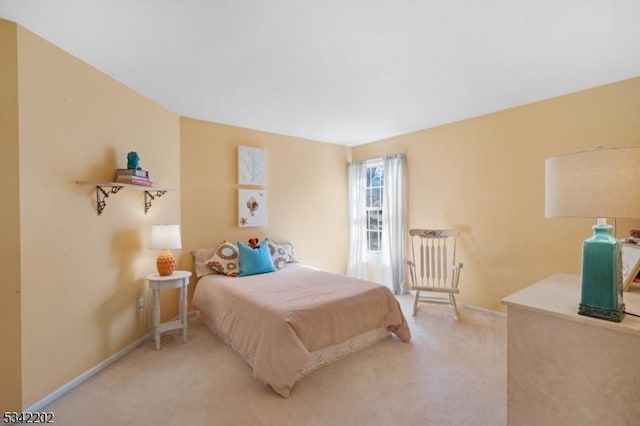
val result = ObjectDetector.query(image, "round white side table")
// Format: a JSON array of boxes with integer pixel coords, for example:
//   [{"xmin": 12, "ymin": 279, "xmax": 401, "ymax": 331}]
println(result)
[{"xmin": 145, "ymin": 270, "xmax": 192, "ymax": 350}]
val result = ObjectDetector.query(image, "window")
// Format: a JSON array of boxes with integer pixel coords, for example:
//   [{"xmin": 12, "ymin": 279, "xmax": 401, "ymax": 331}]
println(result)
[{"xmin": 365, "ymin": 161, "xmax": 384, "ymax": 252}]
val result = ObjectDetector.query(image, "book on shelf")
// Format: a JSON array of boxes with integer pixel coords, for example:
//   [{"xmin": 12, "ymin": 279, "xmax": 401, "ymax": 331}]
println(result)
[
  {"xmin": 116, "ymin": 175, "xmax": 153, "ymax": 186},
  {"xmin": 116, "ymin": 168, "xmax": 149, "ymax": 178}
]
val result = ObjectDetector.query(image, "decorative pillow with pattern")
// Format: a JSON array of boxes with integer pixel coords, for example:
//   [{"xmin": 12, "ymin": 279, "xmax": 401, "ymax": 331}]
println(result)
[
  {"xmin": 277, "ymin": 241, "xmax": 296, "ymax": 263},
  {"xmin": 266, "ymin": 239, "xmax": 295, "ymax": 270},
  {"xmin": 205, "ymin": 241, "xmax": 239, "ymax": 276}
]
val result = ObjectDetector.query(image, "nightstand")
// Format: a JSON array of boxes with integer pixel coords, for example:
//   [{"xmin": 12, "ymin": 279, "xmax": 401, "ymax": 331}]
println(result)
[{"xmin": 145, "ymin": 270, "xmax": 192, "ymax": 350}]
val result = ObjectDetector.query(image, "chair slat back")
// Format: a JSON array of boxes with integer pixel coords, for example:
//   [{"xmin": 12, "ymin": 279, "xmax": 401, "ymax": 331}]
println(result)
[{"xmin": 408, "ymin": 229, "xmax": 459, "ymax": 289}]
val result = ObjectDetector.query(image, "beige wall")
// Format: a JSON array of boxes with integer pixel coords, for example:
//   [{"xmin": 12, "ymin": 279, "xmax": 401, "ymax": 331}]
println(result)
[
  {"xmin": 0, "ymin": 19, "xmax": 22, "ymax": 413},
  {"xmin": 180, "ymin": 118, "xmax": 350, "ymax": 291},
  {"xmin": 14, "ymin": 25, "xmax": 181, "ymax": 408},
  {"xmin": 3, "ymin": 14, "xmax": 640, "ymax": 411},
  {"xmin": 353, "ymin": 77, "xmax": 640, "ymax": 311}
]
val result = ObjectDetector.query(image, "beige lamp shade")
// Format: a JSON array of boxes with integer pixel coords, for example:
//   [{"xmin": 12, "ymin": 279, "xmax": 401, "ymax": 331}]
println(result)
[
  {"xmin": 545, "ymin": 147, "xmax": 640, "ymax": 218},
  {"xmin": 150, "ymin": 224, "xmax": 182, "ymax": 249},
  {"xmin": 150, "ymin": 225, "xmax": 181, "ymax": 276}
]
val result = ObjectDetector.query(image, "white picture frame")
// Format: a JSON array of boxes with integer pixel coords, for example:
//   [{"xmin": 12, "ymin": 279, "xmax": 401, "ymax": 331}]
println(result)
[
  {"xmin": 621, "ymin": 243, "xmax": 640, "ymax": 291},
  {"xmin": 238, "ymin": 189, "xmax": 266, "ymax": 227},
  {"xmin": 238, "ymin": 146, "xmax": 266, "ymax": 186}
]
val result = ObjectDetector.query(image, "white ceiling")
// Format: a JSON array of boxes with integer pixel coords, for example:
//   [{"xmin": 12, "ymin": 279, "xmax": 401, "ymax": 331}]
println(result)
[{"xmin": 1, "ymin": 1, "xmax": 639, "ymax": 146}]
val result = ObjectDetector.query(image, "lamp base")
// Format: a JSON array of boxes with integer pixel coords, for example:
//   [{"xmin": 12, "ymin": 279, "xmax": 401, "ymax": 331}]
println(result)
[
  {"xmin": 156, "ymin": 249, "xmax": 175, "ymax": 276},
  {"xmin": 579, "ymin": 219, "xmax": 624, "ymax": 323},
  {"xmin": 578, "ymin": 302, "xmax": 625, "ymax": 322}
]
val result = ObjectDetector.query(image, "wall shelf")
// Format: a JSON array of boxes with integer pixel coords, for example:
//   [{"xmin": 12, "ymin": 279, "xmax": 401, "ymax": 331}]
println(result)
[{"xmin": 77, "ymin": 181, "xmax": 175, "ymax": 215}]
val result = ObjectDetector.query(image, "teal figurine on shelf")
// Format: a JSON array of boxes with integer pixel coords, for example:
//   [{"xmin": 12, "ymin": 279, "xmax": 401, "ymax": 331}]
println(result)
[{"xmin": 127, "ymin": 151, "xmax": 142, "ymax": 170}]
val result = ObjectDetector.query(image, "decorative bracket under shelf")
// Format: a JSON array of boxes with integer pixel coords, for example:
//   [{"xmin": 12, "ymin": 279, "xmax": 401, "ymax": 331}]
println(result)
[
  {"xmin": 96, "ymin": 185, "xmax": 123, "ymax": 215},
  {"xmin": 77, "ymin": 181, "xmax": 175, "ymax": 215},
  {"xmin": 144, "ymin": 190, "xmax": 167, "ymax": 214}
]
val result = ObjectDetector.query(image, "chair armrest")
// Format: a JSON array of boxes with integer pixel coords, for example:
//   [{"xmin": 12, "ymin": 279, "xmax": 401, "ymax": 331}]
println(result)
[
  {"xmin": 407, "ymin": 260, "xmax": 417, "ymax": 287},
  {"xmin": 451, "ymin": 262, "xmax": 463, "ymax": 288}
]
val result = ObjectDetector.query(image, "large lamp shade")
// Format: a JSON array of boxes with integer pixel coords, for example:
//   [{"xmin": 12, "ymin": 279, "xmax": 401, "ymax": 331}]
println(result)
[{"xmin": 545, "ymin": 147, "xmax": 640, "ymax": 219}]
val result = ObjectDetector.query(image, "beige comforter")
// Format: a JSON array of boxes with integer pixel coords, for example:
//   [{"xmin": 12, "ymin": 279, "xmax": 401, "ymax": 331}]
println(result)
[{"xmin": 193, "ymin": 263, "xmax": 410, "ymax": 397}]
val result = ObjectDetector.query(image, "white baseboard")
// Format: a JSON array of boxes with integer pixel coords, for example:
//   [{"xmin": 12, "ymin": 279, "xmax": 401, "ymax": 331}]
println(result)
[
  {"xmin": 404, "ymin": 291, "xmax": 507, "ymax": 318},
  {"xmin": 24, "ymin": 333, "xmax": 150, "ymax": 413},
  {"xmin": 459, "ymin": 303, "xmax": 507, "ymax": 318}
]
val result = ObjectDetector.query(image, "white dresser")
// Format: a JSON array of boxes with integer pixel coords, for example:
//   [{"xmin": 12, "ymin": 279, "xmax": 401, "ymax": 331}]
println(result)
[{"xmin": 502, "ymin": 274, "xmax": 640, "ymax": 426}]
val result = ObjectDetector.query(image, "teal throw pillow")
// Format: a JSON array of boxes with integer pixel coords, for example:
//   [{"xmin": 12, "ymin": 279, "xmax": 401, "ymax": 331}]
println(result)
[{"xmin": 237, "ymin": 240, "xmax": 276, "ymax": 277}]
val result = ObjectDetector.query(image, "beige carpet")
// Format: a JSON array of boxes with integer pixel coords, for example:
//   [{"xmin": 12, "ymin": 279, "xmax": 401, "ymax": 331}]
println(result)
[{"xmin": 45, "ymin": 295, "xmax": 507, "ymax": 426}]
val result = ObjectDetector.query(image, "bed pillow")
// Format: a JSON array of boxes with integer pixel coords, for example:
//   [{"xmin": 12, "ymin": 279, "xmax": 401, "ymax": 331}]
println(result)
[
  {"xmin": 278, "ymin": 241, "xmax": 296, "ymax": 263},
  {"xmin": 266, "ymin": 238, "xmax": 296, "ymax": 264},
  {"xmin": 237, "ymin": 240, "xmax": 276, "ymax": 277},
  {"xmin": 266, "ymin": 239, "xmax": 292, "ymax": 270},
  {"xmin": 205, "ymin": 241, "xmax": 240, "ymax": 277},
  {"xmin": 192, "ymin": 246, "xmax": 217, "ymax": 278}
]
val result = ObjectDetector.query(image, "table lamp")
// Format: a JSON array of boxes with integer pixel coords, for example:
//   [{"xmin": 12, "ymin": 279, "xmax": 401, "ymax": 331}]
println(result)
[
  {"xmin": 150, "ymin": 224, "xmax": 182, "ymax": 276},
  {"xmin": 545, "ymin": 146, "xmax": 640, "ymax": 322}
]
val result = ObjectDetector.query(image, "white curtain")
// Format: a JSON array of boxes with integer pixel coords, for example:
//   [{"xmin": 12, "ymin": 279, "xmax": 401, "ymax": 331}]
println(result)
[
  {"xmin": 346, "ymin": 160, "xmax": 369, "ymax": 279},
  {"xmin": 381, "ymin": 153, "xmax": 407, "ymax": 295}
]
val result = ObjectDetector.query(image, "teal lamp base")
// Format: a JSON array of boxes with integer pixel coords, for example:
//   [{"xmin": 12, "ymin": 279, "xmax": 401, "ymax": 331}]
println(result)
[
  {"xmin": 578, "ymin": 302, "xmax": 624, "ymax": 322},
  {"xmin": 578, "ymin": 220, "xmax": 625, "ymax": 323}
]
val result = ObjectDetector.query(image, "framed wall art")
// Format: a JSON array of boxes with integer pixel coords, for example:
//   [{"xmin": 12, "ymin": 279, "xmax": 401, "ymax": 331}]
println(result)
[
  {"xmin": 238, "ymin": 146, "xmax": 266, "ymax": 186},
  {"xmin": 238, "ymin": 189, "xmax": 266, "ymax": 227},
  {"xmin": 621, "ymin": 243, "xmax": 640, "ymax": 291}
]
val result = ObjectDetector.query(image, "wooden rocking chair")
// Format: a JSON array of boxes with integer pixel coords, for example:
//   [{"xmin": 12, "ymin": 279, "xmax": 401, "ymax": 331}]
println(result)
[{"xmin": 407, "ymin": 229, "xmax": 463, "ymax": 319}]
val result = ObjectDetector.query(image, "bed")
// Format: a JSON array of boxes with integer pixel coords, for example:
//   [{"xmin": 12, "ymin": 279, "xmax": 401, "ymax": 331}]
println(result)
[{"xmin": 193, "ymin": 262, "xmax": 411, "ymax": 397}]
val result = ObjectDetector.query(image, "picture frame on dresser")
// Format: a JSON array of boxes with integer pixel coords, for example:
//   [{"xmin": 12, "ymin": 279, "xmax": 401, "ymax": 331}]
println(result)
[{"xmin": 621, "ymin": 243, "xmax": 640, "ymax": 291}]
